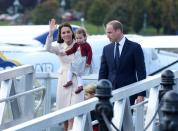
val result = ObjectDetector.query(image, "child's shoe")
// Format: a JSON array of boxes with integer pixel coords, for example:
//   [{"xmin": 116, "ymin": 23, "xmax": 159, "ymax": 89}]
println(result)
[
  {"xmin": 63, "ymin": 81, "xmax": 73, "ymax": 87},
  {"xmin": 75, "ymin": 86, "xmax": 83, "ymax": 94}
]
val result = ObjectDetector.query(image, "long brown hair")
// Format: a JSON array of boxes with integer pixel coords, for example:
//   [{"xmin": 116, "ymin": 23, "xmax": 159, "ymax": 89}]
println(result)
[{"xmin": 57, "ymin": 23, "xmax": 75, "ymax": 44}]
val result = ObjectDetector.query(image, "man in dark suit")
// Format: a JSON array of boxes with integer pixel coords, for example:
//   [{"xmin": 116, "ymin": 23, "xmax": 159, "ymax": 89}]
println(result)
[{"xmin": 98, "ymin": 20, "xmax": 146, "ymax": 105}]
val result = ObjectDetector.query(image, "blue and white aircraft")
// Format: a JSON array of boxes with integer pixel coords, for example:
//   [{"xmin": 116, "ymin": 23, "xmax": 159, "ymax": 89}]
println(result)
[
  {"xmin": 1, "ymin": 25, "xmax": 178, "ymax": 101},
  {"xmin": 0, "ymin": 25, "xmax": 178, "ymax": 76}
]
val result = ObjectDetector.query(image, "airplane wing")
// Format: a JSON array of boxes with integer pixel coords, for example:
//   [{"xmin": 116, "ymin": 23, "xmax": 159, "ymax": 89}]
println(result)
[
  {"xmin": 142, "ymin": 36, "xmax": 178, "ymax": 48},
  {"xmin": 0, "ymin": 24, "xmax": 79, "ymax": 71},
  {"xmin": 0, "ymin": 25, "xmax": 79, "ymax": 46}
]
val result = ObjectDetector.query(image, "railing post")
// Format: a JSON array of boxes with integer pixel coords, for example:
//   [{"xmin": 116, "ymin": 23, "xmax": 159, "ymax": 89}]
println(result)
[
  {"xmin": 156, "ymin": 70, "xmax": 176, "ymax": 131},
  {"xmin": 95, "ymin": 79, "xmax": 113, "ymax": 131},
  {"xmin": 144, "ymin": 86, "xmax": 159, "ymax": 131},
  {"xmin": 43, "ymin": 74, "xmax": 51, "ymax": 131},
  {"xmin": 43, "ymin": 74, "xmax": 51, "ymax": 115},
  {"xmin": 175, "ymin": 77, "xmax": 178, "ymax": 93},
  {"xmin": 134, "ymin": 104, "xmax": 144, "ymax": 131},
  {"xmin": 159, "ymin": 70, "xmax": 175, "ymax": 101},
  {"xmin": 22, "ymin": 72, "xmax": 34, "ymax": 119},
  {"xmin": 157, "ymin": 70, "xmax": 175, "ymax": 130},
  {"xmin": 0, "ymin": 80, "xmax": 12, "ymax": 124},
  {"xmin": 159, "ymin": 90, "xmax": 178, "ymax": 131}
]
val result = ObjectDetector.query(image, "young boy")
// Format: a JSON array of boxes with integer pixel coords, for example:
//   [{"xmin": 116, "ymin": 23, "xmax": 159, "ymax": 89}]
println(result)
[
  {"xmin": 84, "ymin": 84, "xmax": 99, "ymax": 131},
  {"xmin": 62, "ymin": 28, "xmax": 92, "ymax": 94},
  {"xmin": 84, "ymin": 84, "xmax": 96, "ymax": 99}
]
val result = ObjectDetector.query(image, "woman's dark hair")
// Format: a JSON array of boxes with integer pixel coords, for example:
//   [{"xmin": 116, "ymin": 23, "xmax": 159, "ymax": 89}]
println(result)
[{"xmin": 57, "ymin": 22, "xmax": 75, "ymax": 44}]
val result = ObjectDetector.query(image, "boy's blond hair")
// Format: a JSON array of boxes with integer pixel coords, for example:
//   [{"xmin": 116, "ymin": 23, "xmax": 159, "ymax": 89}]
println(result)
[{"xmin": 84, "ymin": 84, "xmax": 96, "ymax": 94}]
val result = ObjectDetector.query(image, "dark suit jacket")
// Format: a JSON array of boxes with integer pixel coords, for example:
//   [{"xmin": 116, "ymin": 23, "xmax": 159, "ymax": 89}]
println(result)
[{"xmin": 98, "ymin": 38, "xmax": 146, "ymax": 104}]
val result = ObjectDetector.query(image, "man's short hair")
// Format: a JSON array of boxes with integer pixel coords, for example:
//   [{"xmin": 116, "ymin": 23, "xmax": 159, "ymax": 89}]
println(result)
[{"xmin": 107, "ymin": 20, "xmax": 123, "ymax": 32}]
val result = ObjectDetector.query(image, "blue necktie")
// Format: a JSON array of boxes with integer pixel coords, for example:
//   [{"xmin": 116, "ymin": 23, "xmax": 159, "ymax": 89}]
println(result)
[{"xmin": 115, "ymin": 43, "xmax": 120, "ymax": 66}]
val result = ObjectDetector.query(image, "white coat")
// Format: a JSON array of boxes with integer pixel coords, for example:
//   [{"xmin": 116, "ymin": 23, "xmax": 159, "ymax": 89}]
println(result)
[{"xmin": 45, "ymin": 36, "xmax": 84, "ymax": 109}]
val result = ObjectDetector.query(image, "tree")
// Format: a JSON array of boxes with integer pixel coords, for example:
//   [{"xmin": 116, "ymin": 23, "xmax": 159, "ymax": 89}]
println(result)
[
  {"xmin": 87, "ymin": 0, "xmax": 108, "ymax": 26},
  {"xmin": 65, "ymin": 0, "xmax": 71, "ymax": 9},
  {"xmin": 72, "ymin": 0, "xmax": 94, "ymax": 19},
  {"xmin": 19, "ymin": 0, "xmax": 38, "ymax": 9},
  {"xmin": 31, "ymin": 0, "xmax": 59, "ymax": 24},
  {"xmin": 130, "ymin": 0, "xmax": 145, "ymax": 33},
  {"xmin": 160, "ymin": 0, "xmax": 178, "ymax": 34},
  {"xmin": 103, "ymin": 0, "xmax": 132, "ymax": 33},
  {"xmin": 0, "ymin": 0, "xmax": 15, "ymax": 13},
  {"xmin": 146, "ymin": 0, "xmax": 162, "ymax": 34}
]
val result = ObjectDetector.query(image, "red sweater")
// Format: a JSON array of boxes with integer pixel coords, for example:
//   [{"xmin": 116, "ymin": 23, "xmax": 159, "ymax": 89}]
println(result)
[{"xmin": 65, "ymin": 42, "xmax": 92, "ymax": 65}]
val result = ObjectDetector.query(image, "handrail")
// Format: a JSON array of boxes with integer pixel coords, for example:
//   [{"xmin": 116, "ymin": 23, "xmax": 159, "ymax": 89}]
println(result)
[
  {"xmin": 0, "ymin": 65, "xmax": 35, "ymax": 129},
  {"xmin": 34, "ymin": 87, "xmax": 46, "ymax": 113},
  {"xmin": 3, "ymin": 97, "xmax": 99, "ymax": 131},
  {"xmin": 149, "ymin": 59, "xmax": 178, "ymax": 76},
  {"xmin": 0, "ymin": 86, "xmax": 45, "ymax": 103},
  {"xmin": 2, "ymin": 63, "xmax": 178, "ymax": 131},
  {"xmin": 0, "ymin": 86, "xmax": 46, "ymax": 114},
  {"xmin": 0, "ymin": 65, "xmax": 34, "ymax": 81},
  {"xmin": 131, "ymin": 99, "xmax": 148, "ymax": 109},
  {"xmin": 5, "ymin": 71, "xmax": 177, "ymax": 131}
]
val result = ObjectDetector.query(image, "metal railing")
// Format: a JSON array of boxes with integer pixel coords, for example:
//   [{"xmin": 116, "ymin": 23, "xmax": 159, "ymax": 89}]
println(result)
[
  {"xmin": 0, "ymin": 65, "xmax": 35, "ymax": 130},
  {"xmin": 1, "ymin": 61, "xmax": 178, "ymax": 131},
  {"xmin": 149, "ymin": 59, "xmax": 178, "ymax": 76},
  {"xmin": 3, "ymin": 70, "xmax": 178, "ymax": 131}
]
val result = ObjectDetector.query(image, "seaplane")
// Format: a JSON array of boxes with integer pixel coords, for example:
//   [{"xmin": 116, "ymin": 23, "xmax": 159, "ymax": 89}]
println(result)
[
  {"xmin": 1, "ymin": 25, "xmax": 178, "ymax": 131},
  {"xmin": 1, "ymin": 25, "xmax": 178, "ymax": 98},
  {"xmin": 0, "ymin": 25, "xmax": 178, "ymax": 75}
]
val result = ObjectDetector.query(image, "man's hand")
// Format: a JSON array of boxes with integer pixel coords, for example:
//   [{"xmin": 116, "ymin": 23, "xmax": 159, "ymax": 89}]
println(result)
[{"xmin": 135, "ymin": 96, "xmax": 144, "ymax": 104}]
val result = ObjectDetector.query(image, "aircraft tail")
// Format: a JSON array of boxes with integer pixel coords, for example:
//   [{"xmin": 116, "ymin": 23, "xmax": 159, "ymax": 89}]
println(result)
[{"xmin": 34, "ymin": 29, "xmax": 58, "ymax": 45}]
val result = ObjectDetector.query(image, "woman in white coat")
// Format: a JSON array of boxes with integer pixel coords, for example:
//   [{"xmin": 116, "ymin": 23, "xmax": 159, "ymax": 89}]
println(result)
[{"xmin": 45, "ymin": 18, "xmax": 84, "ymax": 131}]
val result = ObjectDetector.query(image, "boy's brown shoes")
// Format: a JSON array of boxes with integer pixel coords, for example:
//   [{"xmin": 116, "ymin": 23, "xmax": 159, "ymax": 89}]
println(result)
[
  {"xmin": 75, "ymin": 86, "xmax": 83, "ymax": 94},
  {"xmin": 63, "ymin": 81, "xmax": 73, "ymax": 87}
]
